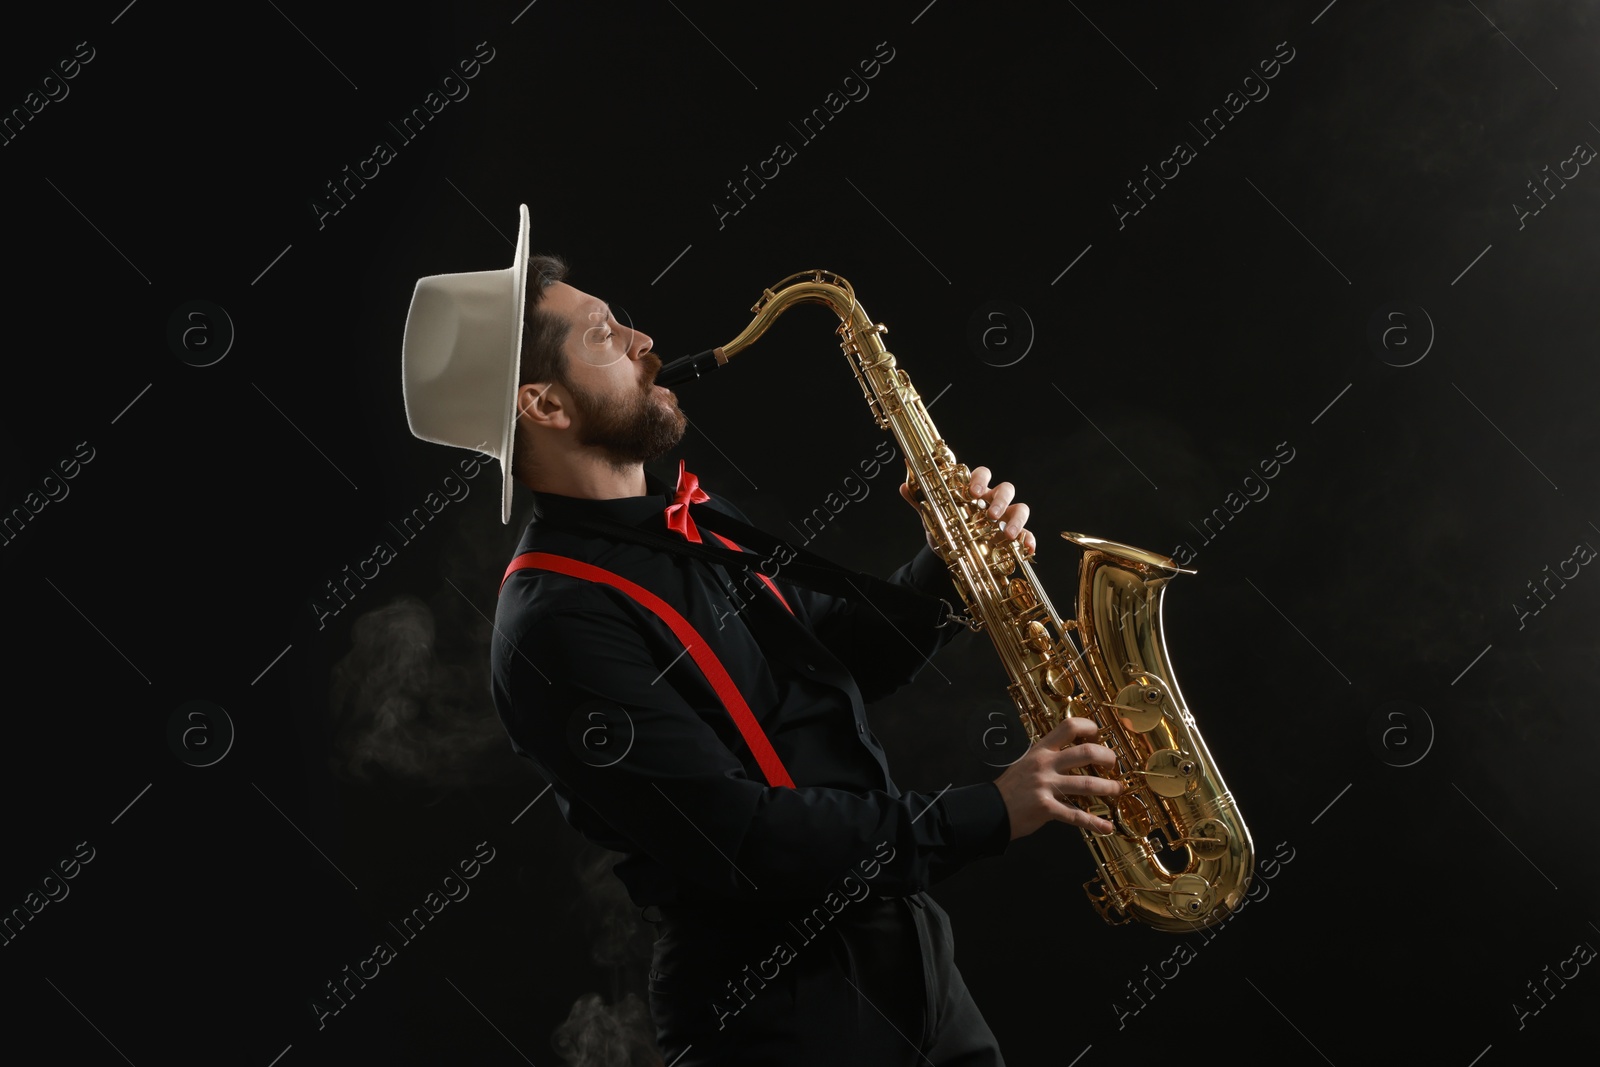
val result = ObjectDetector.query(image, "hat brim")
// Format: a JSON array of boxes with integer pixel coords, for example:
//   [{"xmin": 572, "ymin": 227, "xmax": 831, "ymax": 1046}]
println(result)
[{"xmin": 500, "ymin": 204, "xmax": 531, "ymax": 524}]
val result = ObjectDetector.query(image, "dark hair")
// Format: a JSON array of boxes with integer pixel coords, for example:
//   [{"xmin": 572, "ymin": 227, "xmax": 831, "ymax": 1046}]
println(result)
[{"xmin": 511, "ymin": 253, "xmax": 571, "ymax": 483}]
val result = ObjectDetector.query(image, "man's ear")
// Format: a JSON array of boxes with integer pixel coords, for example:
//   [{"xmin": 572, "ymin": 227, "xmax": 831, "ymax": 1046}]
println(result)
[{"xmin": 516, "ymin": 381, "xmax": 569, "ymax": 430}]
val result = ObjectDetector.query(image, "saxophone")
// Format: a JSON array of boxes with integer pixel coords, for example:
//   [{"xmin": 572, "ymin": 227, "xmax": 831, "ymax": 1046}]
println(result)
[{"xmin": 658, "ymin": 270, "xmax": 1254, "ymax": 931}]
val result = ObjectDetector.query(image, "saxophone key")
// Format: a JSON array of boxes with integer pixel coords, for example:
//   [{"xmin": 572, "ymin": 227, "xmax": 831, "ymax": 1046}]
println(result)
[
  {"xmin": 1004, "ymin": 577, "xmax": 1038, "ymax": 611},
  {"xmin": 1080, "ymin": 791, "xmax": 1116, "ymax": 835},
  {"xmin": 1039, "ymin": 665, "xmax": 1074, "ymax": 703},
  {"xmin": 985, "ymin": 539, "xmax": 1018, "ymax": 575},
  {"xmin": 1082, "ymin": 878, "xmax": 1131, "ymax": 925},
  {"xmin": 1023, "ymin": 620, "xmax": 1053, "ymax": 653},
  {"xmin": 1111, "ymin": 790, "xmax": 1153, "ymax": 838},
  {"xmin": 1111, "ymin": 678, "xmax": 1170, "ymax": 733},
  {"xmin": 1186, "ymin": 817, "xmax": 1231, "ymax": 861},
  {"xmin": 1166, "ymin": 874, "xmax": 1216, "ymax": 921},
  {"xmin": 1140, "ymin": 749, "xmax": 1200, "ymax": 798}
]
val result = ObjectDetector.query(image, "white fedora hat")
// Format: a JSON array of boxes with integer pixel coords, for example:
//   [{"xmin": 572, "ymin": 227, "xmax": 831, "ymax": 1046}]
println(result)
[{"xmin": 401, "ymin": 203, "xmax": 531, "ymax": 524}]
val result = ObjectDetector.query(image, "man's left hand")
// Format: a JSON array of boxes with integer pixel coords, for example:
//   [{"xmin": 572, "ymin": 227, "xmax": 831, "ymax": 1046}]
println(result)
[{"xmin": 899, "ymin": 465, "xmax": 1037, "ymax": 556}]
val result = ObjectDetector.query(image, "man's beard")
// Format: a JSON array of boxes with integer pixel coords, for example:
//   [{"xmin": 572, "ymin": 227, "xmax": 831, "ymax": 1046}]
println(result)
[{"xmin": 564, "ymin": 356, "xmax": 687, "ymax": 468}]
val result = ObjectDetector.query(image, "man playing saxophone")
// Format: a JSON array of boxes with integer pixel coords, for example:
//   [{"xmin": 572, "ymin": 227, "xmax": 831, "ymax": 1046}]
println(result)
[{"xmin": 403, "ymin": 207, "xmax": 1123, "ymax": 1065}]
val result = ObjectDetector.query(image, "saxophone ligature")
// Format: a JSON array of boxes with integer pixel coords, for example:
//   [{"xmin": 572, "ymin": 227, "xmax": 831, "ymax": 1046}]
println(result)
[{"xmin": 656, "ymin": 271, "xmax": 1254, "ymax": 931}]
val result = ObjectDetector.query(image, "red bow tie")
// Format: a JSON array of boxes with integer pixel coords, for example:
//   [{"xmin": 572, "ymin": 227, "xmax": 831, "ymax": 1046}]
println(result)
[{"xmin": 664, "ymin": 459, "xmax": 710, "ymax": 542}]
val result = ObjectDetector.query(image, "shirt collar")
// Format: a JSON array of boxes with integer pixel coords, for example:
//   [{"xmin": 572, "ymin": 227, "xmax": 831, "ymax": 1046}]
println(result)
[{"xmin": 526, "ymin": 468, "xmax": 676, "ymax": 529}]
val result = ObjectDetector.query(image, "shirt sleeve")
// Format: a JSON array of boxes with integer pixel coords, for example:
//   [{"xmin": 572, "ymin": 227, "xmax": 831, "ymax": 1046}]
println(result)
[
  {"xmin": 800, "ymin": 541, "xmax": 970, "ymax": 703},
  {"xmin": 699, "ymin": 493, "xmax": 969, "ymax": 703},
  {"xmin": 493, "ymin": 578, "xmax": 1011, "ymax": 904}
]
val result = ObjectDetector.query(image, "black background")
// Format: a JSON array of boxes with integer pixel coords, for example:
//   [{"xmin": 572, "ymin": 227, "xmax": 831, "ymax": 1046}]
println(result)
[{"xmin": 3, "ymin": 1, "xmax": 1597, "ymax": 1064}]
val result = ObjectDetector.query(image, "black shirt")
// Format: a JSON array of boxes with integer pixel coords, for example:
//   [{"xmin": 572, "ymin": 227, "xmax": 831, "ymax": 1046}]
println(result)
[{"xmin": 489, "ymin": 469, "xmax": 1012, "ymax": 907}]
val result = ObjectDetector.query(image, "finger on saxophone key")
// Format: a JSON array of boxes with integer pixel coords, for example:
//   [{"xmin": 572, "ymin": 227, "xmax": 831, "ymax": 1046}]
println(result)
[
  {"xmin": 1041, "ymin": 716, "xmax": 1100, "ymax": 749},
  {"xmin": 995, "ymin": 719, "xmax": 1123, "ymax": 839},
  {"xmin": 1055, "ymin": 759, "xmax": 1123, "ymax": 835}
]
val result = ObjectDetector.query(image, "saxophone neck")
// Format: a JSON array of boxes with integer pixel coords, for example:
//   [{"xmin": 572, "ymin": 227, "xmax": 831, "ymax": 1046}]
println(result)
[
  {"xmin": 655, "ymin": 270, "xmax": 864, "ymax": 387},
  {"xmin": 719, "ymin": 270, "xmax": 864, "ymax": 360}
]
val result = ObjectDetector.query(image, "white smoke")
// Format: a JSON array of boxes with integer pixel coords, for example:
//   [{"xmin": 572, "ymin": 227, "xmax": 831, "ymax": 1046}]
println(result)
[{"xmin": 551, "ymin": 992, "xmax": 662, "ymax": 1067}]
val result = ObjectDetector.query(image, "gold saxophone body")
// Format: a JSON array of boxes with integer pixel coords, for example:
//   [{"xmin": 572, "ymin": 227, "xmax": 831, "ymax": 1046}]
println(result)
[{"xmin": 703, "ymin": 270, "xmax": 1254, "ymax": 931}]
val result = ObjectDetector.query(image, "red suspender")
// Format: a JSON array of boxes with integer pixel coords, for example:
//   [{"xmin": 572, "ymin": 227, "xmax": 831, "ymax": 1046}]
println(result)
[
  {"xmin": 500, "ymin": 552, "xmax": 796, "ymax": 789},
  {"xmin": 704, "ymin": 530, "xmax": 794, "ymax": 615}
]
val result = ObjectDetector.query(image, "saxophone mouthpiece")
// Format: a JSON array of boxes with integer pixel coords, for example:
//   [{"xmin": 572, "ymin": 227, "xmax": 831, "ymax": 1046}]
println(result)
[{"xmin": 655, "ymin": 348, "xmax": 725, "ymax": 388}]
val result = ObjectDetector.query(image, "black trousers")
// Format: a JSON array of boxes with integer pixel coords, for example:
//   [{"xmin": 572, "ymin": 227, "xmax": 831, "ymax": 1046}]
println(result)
[{"xmin": 646, "ymin": 891, "xmax": 1005, "ymax": 1066}]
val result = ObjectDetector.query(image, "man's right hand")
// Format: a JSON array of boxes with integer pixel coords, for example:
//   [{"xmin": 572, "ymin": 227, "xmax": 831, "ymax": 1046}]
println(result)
[{"xmin": 993, "ymin": 717, "xmax": 1124, "ymax": 839}]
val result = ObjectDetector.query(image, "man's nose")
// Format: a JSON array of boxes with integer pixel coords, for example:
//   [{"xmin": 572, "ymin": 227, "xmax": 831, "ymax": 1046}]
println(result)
[{"xmin": 627, "ymin": 327, "xmax": 654, "ymax": 360}]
